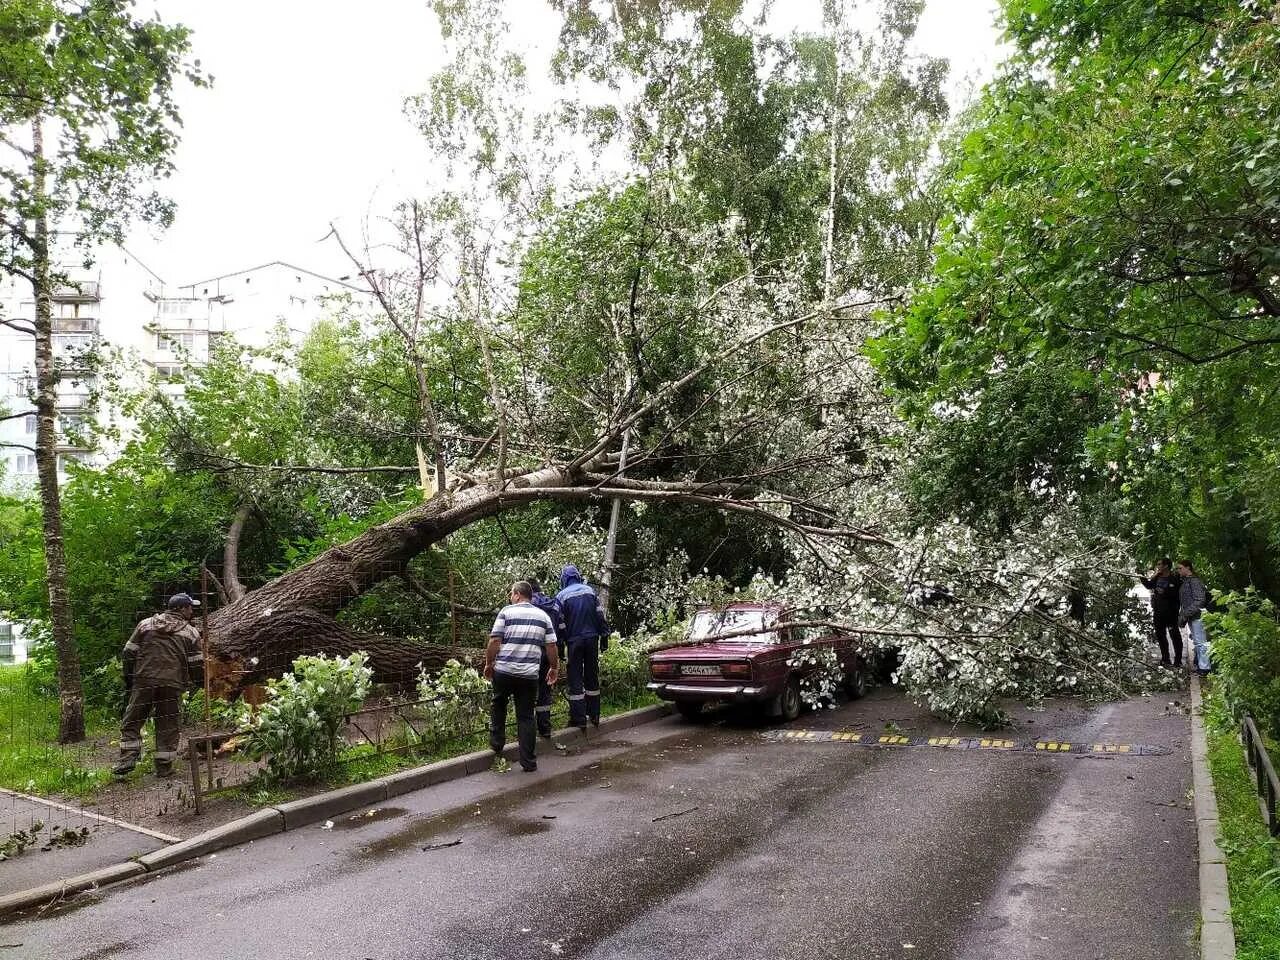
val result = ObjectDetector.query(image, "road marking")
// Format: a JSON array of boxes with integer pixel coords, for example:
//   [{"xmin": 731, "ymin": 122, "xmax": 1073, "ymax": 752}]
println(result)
[{"xmin": 760, "ymin": 730, "xmax": 1168, "ymax": 757}]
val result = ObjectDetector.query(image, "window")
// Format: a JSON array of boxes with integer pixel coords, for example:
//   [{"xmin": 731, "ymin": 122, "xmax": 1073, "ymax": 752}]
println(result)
[
  {"xmin": 14, "ymin": 454, "xmax": 36, "ymax": 474},
  {"xmin": 153, "ymin": 363, "xmax": 183, "ymax": 379},
  {"xmin": 157, "ymin": 299, "xmax": 195, "ymax": 318},
  {"xmin": 59, "ymin": 413, "xmax": 87, "ymax": 436},
  {"xmin": 57, "ymin": 452, "xmax": 86, "ymax": 472},
  {"xmin": 156, "ymin": 331, "xmax": 195, "ymax": 352},
  {"xmin": 0, "ymin": 623, "xmax": 12, "ymax": 663},
  {"xmin": 24, "ymin": 414, "xmax": 36, "ymax": 434}
]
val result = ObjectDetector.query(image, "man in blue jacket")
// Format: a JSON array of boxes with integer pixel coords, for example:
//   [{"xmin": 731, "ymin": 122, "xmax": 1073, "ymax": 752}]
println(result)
[
  {"xmin": 528, "ymin": 579, "xmax": 566, "ymax": 738},
  {"xmin": 556, "ymin": 564, "xmax": 610, "ymax": 727}
]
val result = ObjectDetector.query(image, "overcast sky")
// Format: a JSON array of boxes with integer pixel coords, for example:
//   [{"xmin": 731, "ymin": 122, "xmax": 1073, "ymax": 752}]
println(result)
[{"xmin": 132, "ymin": 0, "xmax": 1003, "ymax": 287}]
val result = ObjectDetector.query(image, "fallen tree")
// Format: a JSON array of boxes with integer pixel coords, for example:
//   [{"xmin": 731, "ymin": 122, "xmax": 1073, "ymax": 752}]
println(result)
[{"xmin": 202, "ymin": 458, "xmax": 885, "ymax": 697}]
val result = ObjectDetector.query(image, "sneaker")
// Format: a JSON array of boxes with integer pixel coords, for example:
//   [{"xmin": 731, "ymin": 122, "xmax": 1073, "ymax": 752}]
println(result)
[
  {"xmin": 111, "ymin": 762, "xmax": 135, "ymax": 778},
  {"xmin": 521, "ymin": 761, "xmax": 537, "ymax": 773},
  {"xmin": 155, "ymin": 765, "xmax": 175, "ymax": 779},
  {"xmin": 589, "ymin": 717, "xmax": 600, "ymax": 728}
]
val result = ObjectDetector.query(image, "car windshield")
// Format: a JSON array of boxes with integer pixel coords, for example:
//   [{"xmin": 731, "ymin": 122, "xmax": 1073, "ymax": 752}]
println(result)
[{"xmin": 688, "ymin": 608, "xmax": 779, "ymax": 645}]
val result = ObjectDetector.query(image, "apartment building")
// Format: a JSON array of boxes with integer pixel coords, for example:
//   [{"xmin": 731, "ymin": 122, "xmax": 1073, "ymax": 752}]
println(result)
[
  {"xmin": 0, "ymin": 242, "xmax": 164, "ymax": 487},
  {"xmin": 2, "ymin": 249, "xmax": 367, "ymax": 489}
]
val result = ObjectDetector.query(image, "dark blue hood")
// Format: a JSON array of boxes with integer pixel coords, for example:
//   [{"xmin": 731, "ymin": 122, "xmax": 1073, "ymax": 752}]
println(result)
[{"xmin": 560, "ymin": 564, "xmax": 583, "ymax": 590}]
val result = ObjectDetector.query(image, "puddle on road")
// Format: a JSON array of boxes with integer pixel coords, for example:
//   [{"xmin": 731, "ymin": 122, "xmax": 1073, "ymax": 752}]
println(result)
[{"xmin": 352, "ymin": 731, "xmax": 728, "ymax": 862}]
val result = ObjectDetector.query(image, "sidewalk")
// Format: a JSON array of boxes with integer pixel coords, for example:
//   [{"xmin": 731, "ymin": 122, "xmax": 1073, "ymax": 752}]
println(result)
[{"xmin": 0, "ymin": 791, "xmax": 169, "ymax": 896}]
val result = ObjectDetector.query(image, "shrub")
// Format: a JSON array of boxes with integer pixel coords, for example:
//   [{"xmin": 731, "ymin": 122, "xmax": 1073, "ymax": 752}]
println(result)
[
  {"xmin": 599, "ymin": 637, "xmax": 650, "ymax": 707},
  {"xmin": 415, "ymin": 659, "xmax": 489, "ymax": 747},
  {"xmin": 181, "ymin": 688, "xmax": 240, "ymax": 729},
  {"xmin": 238, "ymin": 652, "xmax": 372, "ymax": 782},
  {"xmin": 1206, "ymin": 593, "xmax": 1280, "ymax": 740}
]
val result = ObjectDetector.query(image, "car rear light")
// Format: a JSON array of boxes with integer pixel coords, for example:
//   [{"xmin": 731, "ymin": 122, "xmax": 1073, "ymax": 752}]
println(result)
[
  {"xmin": 651, "ymin": 661, "xmax": 677, "ymax": 678},
  {"xmin": 721, "ymin": 661, "xmax": 752, "ymax": 680}
]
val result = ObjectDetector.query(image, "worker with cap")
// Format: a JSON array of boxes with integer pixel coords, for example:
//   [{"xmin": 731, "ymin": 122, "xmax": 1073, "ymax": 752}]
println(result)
[
  {"xmin": 555, "ymin": 565, "xmax": 611, "ymax": 728},
  {"xmin": 113, "ymin": 593, "xmax": 204, "ymax": 778}
]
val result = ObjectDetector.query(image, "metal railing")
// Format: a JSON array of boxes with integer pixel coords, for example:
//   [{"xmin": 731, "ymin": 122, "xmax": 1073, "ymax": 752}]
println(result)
[{"xmin": 1242, "ymin": 716, "xmax": 1280, "ymax": 836}]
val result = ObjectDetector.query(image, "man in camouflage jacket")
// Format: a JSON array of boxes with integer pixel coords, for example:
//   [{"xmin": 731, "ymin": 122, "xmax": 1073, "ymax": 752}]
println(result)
[{"xmin": 112, "ymin": 594, "xmax": 204, "ymax": 778}]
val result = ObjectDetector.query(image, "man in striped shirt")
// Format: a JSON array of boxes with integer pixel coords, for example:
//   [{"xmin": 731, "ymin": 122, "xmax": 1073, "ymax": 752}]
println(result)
[{"xmin": 486, "ymin": 580, "xmax": 560, "ymax": 772}]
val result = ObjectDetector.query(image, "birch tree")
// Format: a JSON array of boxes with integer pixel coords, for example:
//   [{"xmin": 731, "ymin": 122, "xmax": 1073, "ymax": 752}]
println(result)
[{"xmin": 0, "ymin": 0, "xmax": 203, "ymax": 741}]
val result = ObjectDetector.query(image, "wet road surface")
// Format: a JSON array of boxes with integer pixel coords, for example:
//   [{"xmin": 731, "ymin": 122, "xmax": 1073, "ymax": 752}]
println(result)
[{"xmin": 5, "ymin": 689, "xmax": 1196, "ymax": 960}]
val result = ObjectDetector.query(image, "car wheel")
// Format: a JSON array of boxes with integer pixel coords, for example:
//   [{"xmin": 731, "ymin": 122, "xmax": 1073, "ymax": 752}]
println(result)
[
  {"xmin": 675, "ymin": 700, "xmax": 704, "ymax": 722},
  {"xmin": 844, "ymin": 666, "xmax": 867, "ymax": 700},
  {"xmin": 778, "ymin": 677, "xmax": 802, "ymax": 722}
]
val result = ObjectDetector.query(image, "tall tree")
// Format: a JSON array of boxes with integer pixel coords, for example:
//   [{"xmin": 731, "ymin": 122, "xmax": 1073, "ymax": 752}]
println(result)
[
  {"xmin": 0, "ymin": 0, "xmax": 204, "ymax": 741},
  {"xmin": 873, "ymin": 0, "xmax": 1280, "ymax": 591}
]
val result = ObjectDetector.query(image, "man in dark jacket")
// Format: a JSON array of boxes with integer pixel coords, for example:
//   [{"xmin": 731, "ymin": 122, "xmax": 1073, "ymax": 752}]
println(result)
[
  {"xmin": 1139, "ymin": 558, "xmax": 1182, "ymax": 667},
  {"xmin": 112, "ymin": 594, "xmax": 204, "ymax": 778},
  {"xmin": 555, "ymin": 565, "xmax": 610, "ymax": 727},
  {"xmin": 529, "ymin": 579, "xmax": 567, "ymax": 738}
]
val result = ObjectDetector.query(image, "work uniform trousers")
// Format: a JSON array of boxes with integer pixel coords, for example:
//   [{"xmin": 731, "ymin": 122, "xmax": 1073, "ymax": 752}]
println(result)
[
  {"xmin": 118, "ymin": 685, "xmax": 182, "ymax": 771},
  {"xmin": 1153, "ymin": 611, "xmax": 1182, "ymax": 665},
  {"xmin": 490, "ymin": 672, "xmax": 539, "ymax": 770},
  {"xmin": 536, "ymin": 651, "xmax": 555, "ymax": 737},
  {"xmin": 566, "ymin": 637, "xmax": 601, "ymax": 726}
]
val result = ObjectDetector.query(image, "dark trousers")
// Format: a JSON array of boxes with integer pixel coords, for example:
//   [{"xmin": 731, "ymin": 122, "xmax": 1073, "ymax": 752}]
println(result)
[
  {"xmin": 567, "ymin": 637, "xmax": 601, "ymax": 725},
  {"xmin": 536, "ymin": 653, "xmax": 554, "ymax": 737},
  {"xmin": 118, "ymin": 685, "xmax": 181, "ymax": 770},
  {"xmin": 1154, "ymin": 612, "xmax": 1182, "ymax": 665},
  {"xmin": 490, "ymin": 672, "xmax": 538, "ymax": 769}
]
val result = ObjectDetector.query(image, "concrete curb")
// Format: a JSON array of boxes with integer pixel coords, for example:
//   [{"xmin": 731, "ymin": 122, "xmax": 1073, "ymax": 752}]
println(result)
[
  {"xmin": 1189, "ymin": 672, "xmax": 1237, "ymax": 960},
  {"xmin": 0, "ymin": 702, "xmax": 670, "ymax": 921}
]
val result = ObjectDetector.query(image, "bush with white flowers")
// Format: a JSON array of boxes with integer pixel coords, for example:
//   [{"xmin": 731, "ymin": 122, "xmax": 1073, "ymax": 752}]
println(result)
[
  {"xmin": 239, "ymin": 652, "xmax": 373, "ymax": 782},
  {"xmin": 415, "ymin": 658, "xmax": 490, "ymax": 745}
]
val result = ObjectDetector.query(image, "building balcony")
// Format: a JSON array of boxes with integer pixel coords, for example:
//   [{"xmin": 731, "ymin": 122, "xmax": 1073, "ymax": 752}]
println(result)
[
  {"xmin": 51, "ymin": 281, "xmax": 101, "ymax": 303},
  {"xmin": 52, "ymin": 317, "xmax": 99, "ymax": 335}
]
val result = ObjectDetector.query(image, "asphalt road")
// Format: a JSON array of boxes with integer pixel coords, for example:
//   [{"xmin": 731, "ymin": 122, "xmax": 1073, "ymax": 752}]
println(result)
[{"xmin": 5, "ymin": 688, "xmax": 1197, "ymax": 960}]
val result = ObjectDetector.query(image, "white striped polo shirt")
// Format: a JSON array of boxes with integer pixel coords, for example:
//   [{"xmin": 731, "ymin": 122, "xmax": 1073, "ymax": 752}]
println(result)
[{"xmin": 490, "ymin": 602, "xmax": 555, "ymax": 679}]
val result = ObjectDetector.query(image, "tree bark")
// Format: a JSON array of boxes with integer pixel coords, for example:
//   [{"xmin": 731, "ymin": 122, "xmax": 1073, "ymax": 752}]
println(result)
[
  {"xmin": 31, "ymin": 115, "xmax": 85, "ymax": 743},
  {"xmin": 223, "ymin": 501, "xmax": 251, "ymax": 602}
]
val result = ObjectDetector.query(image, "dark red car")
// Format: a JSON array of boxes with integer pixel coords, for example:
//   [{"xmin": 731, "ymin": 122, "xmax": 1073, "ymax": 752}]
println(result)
[{"xmin": 647, "ymin": 602, "xmax": 868, "ymax": 722}]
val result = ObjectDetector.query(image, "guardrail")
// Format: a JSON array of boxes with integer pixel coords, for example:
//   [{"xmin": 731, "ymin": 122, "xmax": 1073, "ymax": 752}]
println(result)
[{"xmin": 1241, "ymin": 716, "xmax": 1280, "ymax": 836}]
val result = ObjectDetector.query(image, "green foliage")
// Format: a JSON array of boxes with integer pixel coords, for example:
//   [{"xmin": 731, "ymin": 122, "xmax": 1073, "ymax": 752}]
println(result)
[
  {"xmin": 0, "ymin": 0, "xmax": 205, "ymax": 245},
  {"xmin": 238, "ymin": 653, "xmax": 373, "ymax": 782},
  {"xmin": 873, "ymin": 0, "xmax": 1280, "ymax": 600},
  {"xmin": 1206, "ymin": 594, "xmax": 1280, "ymax": 740},
  {"xmin": 1205, "ymin": 689, "xmax": 1280, "ymax": 960},
  {"xmin": 599, "ymin": 638, "xmax": 650, "ymax": 708},
  {"xmin": 415, "ymin": 658, "xmax": 489, "ymax": 746},
  {"xmin": 181, "ymin": 688, "xmax": 239, "ymax": 729}
]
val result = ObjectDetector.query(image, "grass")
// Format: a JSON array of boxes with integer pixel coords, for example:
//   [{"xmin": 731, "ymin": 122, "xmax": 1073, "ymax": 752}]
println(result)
[
  {"xmin": 0, "ymin": 665, "xmax": 115, "ymax": 797},
  {"xmin": 1204, "ymin": 688, "xmax": 1280, "ymax": 960}
]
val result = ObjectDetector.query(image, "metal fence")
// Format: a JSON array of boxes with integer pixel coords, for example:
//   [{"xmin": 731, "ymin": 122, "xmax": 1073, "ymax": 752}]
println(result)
[{"xmin": 1241, "ymin": 715, "xmax": 1280, "ymax": 837}]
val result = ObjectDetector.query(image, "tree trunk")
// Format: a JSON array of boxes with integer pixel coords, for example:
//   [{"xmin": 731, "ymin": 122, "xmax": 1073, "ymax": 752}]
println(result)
[
  {"xmin": 597, "ymin": 427, "xmax": 630, "ymax": 617},
  {"xmin": 31, "ymin": 115, "xmax": 85, "ymax": 743},
  {"xmin": 223, "ymin": 500, "xmax": 251, "ymax": 602},
  {"xmin": 203, "ymin": 463, "xmax": 580, "ymax": 695}
]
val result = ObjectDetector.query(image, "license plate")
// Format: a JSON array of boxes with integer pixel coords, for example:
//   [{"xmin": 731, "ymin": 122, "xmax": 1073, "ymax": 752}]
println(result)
[{"xmin": 681, "ymin": 664, "xmax": 721, "ymax": 677}]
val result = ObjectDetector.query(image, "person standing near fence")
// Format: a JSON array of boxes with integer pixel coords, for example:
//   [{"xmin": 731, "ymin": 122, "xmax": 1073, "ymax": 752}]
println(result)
[
  {"xmin": 1139, "ymin": 557, "xmax": 1183, "ymax": 667},
  {"xmin": 113, "ymin": 593, "xmax": 204, "ymax": 778},
  {"xmin": 556, "ymin": 564, "xmax": 611, "ymax": 728},
  {"xmin": 528, "ymin": 579, "xmax": 566, "ymax": 739},
  {"xmin": 486, "ymin": 581, "xmax": 559, "ymax": 772},
  {"xmin": 1177, "ymin": 560, "xmax": 1211, "ymax": 675}
]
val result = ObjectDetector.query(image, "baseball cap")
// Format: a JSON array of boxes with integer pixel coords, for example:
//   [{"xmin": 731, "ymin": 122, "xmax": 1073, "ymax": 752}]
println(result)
[{"xmin": 167, "ymin": 593, "xmax": 201, "ymax": 609}]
